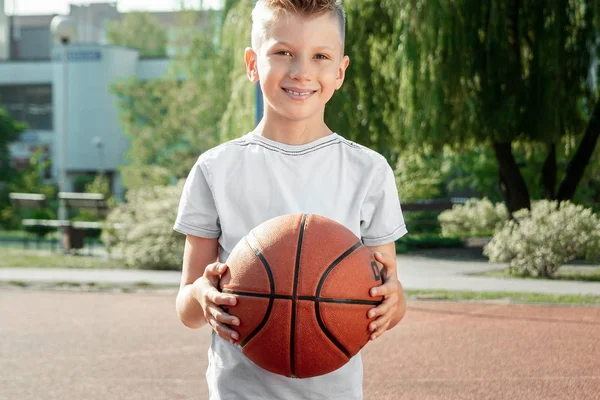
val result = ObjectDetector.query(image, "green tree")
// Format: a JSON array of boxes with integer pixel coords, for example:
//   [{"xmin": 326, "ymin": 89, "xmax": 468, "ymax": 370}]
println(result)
[
  {"xmin": 0, "ymin": 106, "xmax": 26, "ymax": 228},
  {"xmin": 0, "ymin": 106, "xmax": 26, "ymax": 184},
  {"xmin": 393, "ymin": 0, "xmax": 599, "ymax": 213},
  {"xmin": 328, "ymin": 1, "xmax": 600, "ymax": 214},
  {"xmin": 111, "ymin": 1, "xmax": 254, "ymax": 190},
  {"xmin": 107, "ymin": 12, "xmax": 168, "ymax": 57},
  {"xmin": 1, "ymin": 150, "xmax": 58, "ymax": 229}
]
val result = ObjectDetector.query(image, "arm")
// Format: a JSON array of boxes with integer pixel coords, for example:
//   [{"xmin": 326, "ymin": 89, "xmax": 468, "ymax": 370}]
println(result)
[
  {"xmin": 366, "ymin": 242, "xmax": 406, "ymax": 340},
  {"xmin": 175, "ymin": 235, "xmax": 239, "ymax": 342}
]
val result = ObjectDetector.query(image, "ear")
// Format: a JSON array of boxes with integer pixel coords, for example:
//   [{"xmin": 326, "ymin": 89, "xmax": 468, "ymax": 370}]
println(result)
[
  {"xmin": 245, "ymin": 47, "xmax": 260, "ymax": 83},
  {"xmin": 335, "ymin": 55, "xmax": 350, "ymax": 90}
]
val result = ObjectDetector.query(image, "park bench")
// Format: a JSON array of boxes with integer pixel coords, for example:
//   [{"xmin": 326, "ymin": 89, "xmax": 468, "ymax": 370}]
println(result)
[{"xmin": 9, "ymin": 192, "xmax": 110, "ymax": 253}]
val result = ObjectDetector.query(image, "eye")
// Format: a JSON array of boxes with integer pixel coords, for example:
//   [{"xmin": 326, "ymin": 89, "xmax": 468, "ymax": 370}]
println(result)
[
  {"xmin": 315, "ymin": 54, "xmax": 330, "ymax": 60},
  {"xmin": 276, "ymin": 50, "xmax": 292, "ymax": 56}
]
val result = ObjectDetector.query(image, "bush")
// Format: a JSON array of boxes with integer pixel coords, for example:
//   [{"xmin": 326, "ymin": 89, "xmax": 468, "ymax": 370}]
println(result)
[
  {"xmin": 484, "ymin": 200, "xmax": 600, "ymax": 278},
  {"xmin": 404, "ymin": 211, "xmax": 443, "ymax": 235},
  {"xmin": 396, "ymin": 234, "xmax": 465, "ymax": 253},
  {"xmin": 102, "ymin": 181, "xmax": 185, "ymax": 270},
  {"xmin": 438, "ymin": 198, "xmax": 508, "ymax": 237}
]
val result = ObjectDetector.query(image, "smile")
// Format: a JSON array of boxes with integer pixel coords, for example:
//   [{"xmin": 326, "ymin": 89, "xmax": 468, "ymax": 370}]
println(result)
[{"xmin": 282, "ymin": 87, "xmax": 317, "ymax": 100}]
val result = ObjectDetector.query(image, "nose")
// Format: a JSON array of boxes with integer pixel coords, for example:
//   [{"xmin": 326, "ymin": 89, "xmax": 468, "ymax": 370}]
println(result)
[{"xmin": 289, "ymin": 56, "xmax": 312, "ymax": 82}]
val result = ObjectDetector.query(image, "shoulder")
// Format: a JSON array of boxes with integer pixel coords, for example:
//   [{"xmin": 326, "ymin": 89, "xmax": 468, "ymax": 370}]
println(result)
[
  {"xmin": 199, "ymin": 133, "xmax": 254, "ymax": 164},
  {"xmin": 335, "ymin": 135, "xmax": 390, "ymax": 171}
]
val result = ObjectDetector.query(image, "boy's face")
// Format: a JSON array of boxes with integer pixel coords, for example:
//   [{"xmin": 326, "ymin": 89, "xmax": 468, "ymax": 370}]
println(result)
[{"xmin": 246, "ymin": 11, "xmax": 350, "ymax": 123}]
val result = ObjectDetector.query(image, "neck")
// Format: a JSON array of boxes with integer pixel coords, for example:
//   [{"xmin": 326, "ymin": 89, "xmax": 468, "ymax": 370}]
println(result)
[{"xmin": 254, "ymin": 108, "xmax": 332, "ymax": 145}]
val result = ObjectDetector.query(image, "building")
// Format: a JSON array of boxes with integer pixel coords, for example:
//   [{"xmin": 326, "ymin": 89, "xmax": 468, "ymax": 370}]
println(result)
[{"xmin": 0, "ymin": 1, "xmax": 205, "ymax": 199}]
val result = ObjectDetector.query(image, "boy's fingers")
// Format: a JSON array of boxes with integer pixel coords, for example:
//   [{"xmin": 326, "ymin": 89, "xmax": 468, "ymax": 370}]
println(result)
[
  {"xmin": 204, "ymin": 262, "xmax": 228, "ymax": 277},
  {"xmin": 370, "ymin": 279, "xmax": 400, "ymax": 297},
  {"xmin": 207, "ymin": 304, "xmax": 240, "ymax": 326},
  {"xmin": 209, "ymin": 317, "xmax": 239, "ymax": 341},
  {"xmin": 370, "ymin": 320, "xmax": 391, "ymax": 340},
  {"xmin": 367, "ymin": 298, "xmax": 392, "ymax": 319},
  {"xmin": 207, "ymin": 288, "xmax": 237, "ymax": 306}
]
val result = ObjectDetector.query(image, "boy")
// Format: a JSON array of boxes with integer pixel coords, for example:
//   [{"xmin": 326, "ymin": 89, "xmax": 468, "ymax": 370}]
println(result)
[{"xmin": 173, "ymin": 0, "xmax": 408, "ymax": 398}]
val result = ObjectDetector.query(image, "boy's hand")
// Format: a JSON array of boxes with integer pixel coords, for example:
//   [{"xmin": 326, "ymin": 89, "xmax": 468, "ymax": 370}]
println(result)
[
  {"xmin": 193, "ymin": 262, "xmax": 240, "ymax": 344},
  {"xmin": 367, "ymin": 251, "xmax": 406, "ymax": 340}
]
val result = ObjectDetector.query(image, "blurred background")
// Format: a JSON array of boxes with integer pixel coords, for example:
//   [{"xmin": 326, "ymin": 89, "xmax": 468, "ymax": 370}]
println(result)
[{"xmin": 0, "ymin": 0, "xmax": 599, "ymax": 276}]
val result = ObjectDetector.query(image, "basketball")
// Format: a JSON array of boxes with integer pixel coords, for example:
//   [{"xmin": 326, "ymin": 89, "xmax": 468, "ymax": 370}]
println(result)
[{"xmin": 219, "ymin": 213, "xmax": 385, "ymax": 378}]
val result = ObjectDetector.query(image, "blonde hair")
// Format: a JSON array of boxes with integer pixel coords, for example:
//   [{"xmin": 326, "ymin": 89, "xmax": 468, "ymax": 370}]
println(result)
[{"xmin": 251, "ymin": 0, "xmax": 346, "ymax": 50}]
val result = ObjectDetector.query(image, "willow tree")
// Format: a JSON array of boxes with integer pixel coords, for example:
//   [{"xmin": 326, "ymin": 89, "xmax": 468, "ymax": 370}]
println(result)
[
  {"xmin": 326, "ymin": 0, "xmax": 403, "ymax": 162},
  {"xmin": 395, "ymin": 0, "xmax": 599, "ymax": 212}
]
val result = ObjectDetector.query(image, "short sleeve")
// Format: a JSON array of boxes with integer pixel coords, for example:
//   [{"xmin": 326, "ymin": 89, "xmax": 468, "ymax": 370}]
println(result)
[
  {"xmin": 173, "ymin": 157, "xmax": 221, "ymax": 238},
  {"xmin": 360, "ymin": 162, "xmax": 408, "ymax": 246}
]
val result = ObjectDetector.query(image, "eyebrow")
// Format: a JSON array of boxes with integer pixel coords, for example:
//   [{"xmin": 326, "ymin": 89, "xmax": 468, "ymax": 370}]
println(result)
[{"xmin": 271, "ymin": 41, "xmax": 336, "ymax": 52}]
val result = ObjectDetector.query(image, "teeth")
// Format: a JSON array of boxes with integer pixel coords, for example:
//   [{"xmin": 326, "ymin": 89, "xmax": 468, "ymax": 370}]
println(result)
[{"xmin": 285, "ymin": 89, "xmax": 312, "ymax": 96}]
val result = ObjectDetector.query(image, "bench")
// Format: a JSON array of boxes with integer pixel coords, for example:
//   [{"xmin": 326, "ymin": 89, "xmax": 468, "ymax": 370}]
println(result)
[{"xmin": 10, "ymin": 192, "xmax": 111, "ymax": 253}]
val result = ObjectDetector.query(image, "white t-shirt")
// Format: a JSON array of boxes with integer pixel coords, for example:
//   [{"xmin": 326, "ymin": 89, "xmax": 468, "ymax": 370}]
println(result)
[{"xmin": 174, "ymin": 131, "xmax": 407, "ymax": 400}]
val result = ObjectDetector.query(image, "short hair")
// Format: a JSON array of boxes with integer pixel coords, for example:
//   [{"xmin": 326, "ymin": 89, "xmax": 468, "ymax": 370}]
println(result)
[{"xmin": 251, "ymin": 0, "xmax": 346, "ymax": 51}]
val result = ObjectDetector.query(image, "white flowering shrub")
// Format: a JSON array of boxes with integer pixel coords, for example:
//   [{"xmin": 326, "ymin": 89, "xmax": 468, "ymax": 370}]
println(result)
[
  {"xmin": 102, "ymin": 181, "xmax": 185, "ymax": 270},
  {"xmin": 438, "ymin": 198, "xmax": 508, "ymax": 237},
  {"xmin": 484, "ymin": 200, "xmax": 600, "ymax": 278}
]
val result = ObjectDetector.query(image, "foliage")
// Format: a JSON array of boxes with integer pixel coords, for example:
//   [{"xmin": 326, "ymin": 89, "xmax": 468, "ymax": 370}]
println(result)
[
  {"xmin": 484, "ymin": 200, "xmax": 600, "ymax": 278},
  {"xmin": 395, "ymin": 136, "xmax": 600, "ymax": 210},
  {"xmin": 403, "ymin": 211, "xmax": 443, "ymax": 235},
  {"xmin": 325, "ymin": 0, "xmax": 402, "ymax": 162},
  {"xmin": 0, "ymin": 106, "xmax": 26, "ymax": 183},
  {"xmin": 106, "ymin": 12, "xmax": 168, "ymax": 57},
  {"xmin": 111, "ymin": 1, "xmax": 254, "ymax": 190},
  {"xmin": 0, "ymin": 106, "xmax": 27, "ymax": 228},
  {"xmin": 72, "ymin": 174, "xmax": 95, "ymax": 193},
  {"xmin": 217, "ymin": 0, "xmax": 255, "ymax": 142},
  {"xmin": 0, "ymin": 150, "xmax": 58, "ymax": 229},
  {"xmin": 330, "ymin": 0, "xmax": 600, "ymax": 212},
  {"xmin": 396, "ymin": 234, "xmax": 465, "ymax": 254},
  {"xmin": 101, "ymin": 181, "xmax": 185, "ymax": 270},
  {"xmin": 438, "ymin": 198, "xmax": 508, "ymax": 238},
  {"xmin": 395, "ymin": 143, "xmax": 500, "ymax": 203},
  {"xmin": 71, "ymin": 175, "xmax": 116, "ymax": 240}
]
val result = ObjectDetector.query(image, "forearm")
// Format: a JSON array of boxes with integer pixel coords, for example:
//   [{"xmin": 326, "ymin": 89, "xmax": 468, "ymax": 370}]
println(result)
[
  {"xmin": 176, "ymin": 282, "xmax": 208, "ymax": 329},
  {"xmin": 177, "ymin": 235, "xmax": 220, "ymax": 329}
]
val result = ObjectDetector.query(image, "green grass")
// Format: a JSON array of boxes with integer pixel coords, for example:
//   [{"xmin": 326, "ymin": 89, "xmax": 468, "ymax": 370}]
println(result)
[
  {"xmin": 0, "ymin": 248, "xmax": 126, "ymax": 269},
  {"xmin": 405, "ymin": 289, "xmax": 600, "ymax": 305},
  {"xmin": 473, "ymin": 266, "xmax": 600, "ymax": 282}
]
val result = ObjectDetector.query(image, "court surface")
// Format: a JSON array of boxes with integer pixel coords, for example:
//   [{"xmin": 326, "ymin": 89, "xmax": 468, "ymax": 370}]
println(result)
[{"xmin": 1, "ymin": 290, "xmax": 599, "ymax": 399}]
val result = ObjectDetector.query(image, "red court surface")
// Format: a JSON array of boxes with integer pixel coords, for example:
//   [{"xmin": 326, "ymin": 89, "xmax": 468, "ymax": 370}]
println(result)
[{"xmin": 1, "ymin": 289, "xmax": 599, "ymax": 399}]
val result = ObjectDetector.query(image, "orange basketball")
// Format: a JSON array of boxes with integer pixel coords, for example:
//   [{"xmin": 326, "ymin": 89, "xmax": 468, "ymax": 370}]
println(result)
[{"xmin": 219, "ymin": 213, "xmax": 384, "ymax": 378}]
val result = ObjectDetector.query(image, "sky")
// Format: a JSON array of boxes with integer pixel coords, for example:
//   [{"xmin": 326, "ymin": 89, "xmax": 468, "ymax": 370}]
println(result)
[{"xmin": 4, "ymin": 0, "xmax": 224, "ymax": 15}]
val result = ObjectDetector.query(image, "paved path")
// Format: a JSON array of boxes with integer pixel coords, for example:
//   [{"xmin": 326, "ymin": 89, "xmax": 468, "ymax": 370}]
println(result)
[
  {"xmin": 2, "ymin": 251, "xmax": 600, "ymax": 295},
  {"xmin": 1, "ymin": 290, "xmax": 599, "ymax": 400}
]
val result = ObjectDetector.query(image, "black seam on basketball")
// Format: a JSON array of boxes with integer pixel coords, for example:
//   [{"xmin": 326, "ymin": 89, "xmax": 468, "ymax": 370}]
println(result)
[
  {"xmin": 315, "ymin": 301, "xmax": 352, "ymax": 359},
  {"xmin": 313, "ymin": 240, "xmax": 363, "ymax": 359},
  {"xmin": 240, "ymin": 234, "xmax": 275, "ymax": 348},
  {"xmin": 290, "ymin": 213, "xmax": 307, "ymax": 378},
  {"xmin": 221, "ymin": 289, "xmax": 381, "ymax": 305}
]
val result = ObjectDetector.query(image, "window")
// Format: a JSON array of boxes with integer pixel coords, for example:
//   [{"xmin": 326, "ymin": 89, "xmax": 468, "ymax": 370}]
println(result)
[{"xmin": 0, "ymin": 85, "xmax": 53, "ymax": 130}]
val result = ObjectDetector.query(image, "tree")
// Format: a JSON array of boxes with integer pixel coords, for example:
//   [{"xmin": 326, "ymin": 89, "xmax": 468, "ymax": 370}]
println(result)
[
  {"xmin": 107, "ymin": 12, "xmax": 168, "ymax": 57},
  {"xmin": 0, "ymin": 106, "xmax": 26, "ymax": 228},
  {"xmin": 327, "ymin": 1, "xmax": 600, "ymax": 213},
  {"xmin": 325, "ymin": 0, "xmax": 402, "ymax": 162},
  {"xmin": 0, "ymin": 106, "xmax": 26, "ymax": 184},
  {"xmin": 110, "ymin": 1, "xmax": 254, "ymax": 190},
  {"xmin": 393, "ymin": 0, "xmax": 600, "ymax": 213}
]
